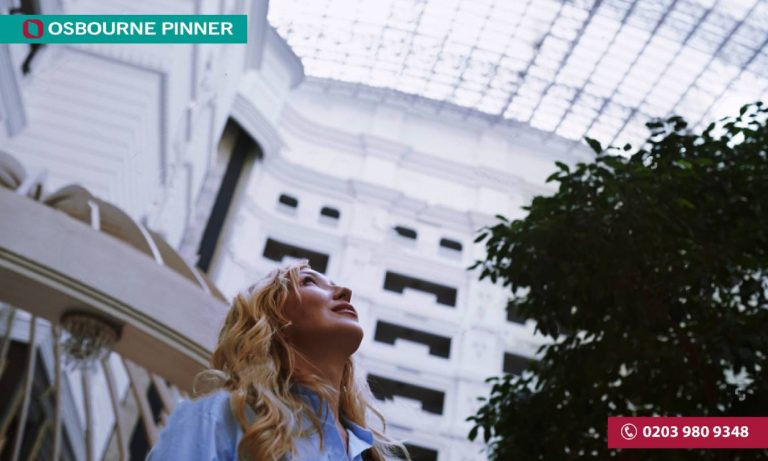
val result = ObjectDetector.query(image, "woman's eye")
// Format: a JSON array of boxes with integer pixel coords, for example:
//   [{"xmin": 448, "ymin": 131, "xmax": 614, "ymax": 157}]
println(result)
[{"xmin": 302, "ymin": 277, "xmax": 315, "ymax": 285}]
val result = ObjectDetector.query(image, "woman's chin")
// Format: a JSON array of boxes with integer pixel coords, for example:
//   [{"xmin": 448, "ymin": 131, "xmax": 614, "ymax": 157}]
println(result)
[{"xmin": 335, "ymin": 323, "xmax": 364, "ymax": 351}]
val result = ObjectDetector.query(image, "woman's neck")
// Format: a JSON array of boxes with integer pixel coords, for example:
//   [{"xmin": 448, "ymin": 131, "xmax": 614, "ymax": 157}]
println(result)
[{"xmin": 294, "ymin": 351, "xmax": 346, "ymax": 422}]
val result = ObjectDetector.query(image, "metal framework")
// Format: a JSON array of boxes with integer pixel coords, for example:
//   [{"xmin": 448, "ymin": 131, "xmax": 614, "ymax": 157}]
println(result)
[
  {"xmin": 0, "ymin": 306, "xmax": 183, "ymax": 460},
  {"xmin": 269, "ymin": 0, "xmax": 768, "ymax": 147},
  {"xmin": 0, "ymin": 151, "xmax": 217, "ymax": 460}
]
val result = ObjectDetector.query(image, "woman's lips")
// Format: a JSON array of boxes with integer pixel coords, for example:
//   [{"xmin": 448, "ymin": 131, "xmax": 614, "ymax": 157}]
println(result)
[{"xmin": 332, "ymin": 303, "xmax": 357, "ymax": 317}]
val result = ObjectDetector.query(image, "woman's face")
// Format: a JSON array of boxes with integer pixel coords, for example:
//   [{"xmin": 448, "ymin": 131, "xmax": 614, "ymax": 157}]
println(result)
[{"xmin": 282, "ymin": 268, "xmax": 364, "ymax": 355}]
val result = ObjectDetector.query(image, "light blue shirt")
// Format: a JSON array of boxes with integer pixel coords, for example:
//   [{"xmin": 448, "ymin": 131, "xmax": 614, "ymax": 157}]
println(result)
[{"xmin": 147, "ymin": 387, "xmax": 374, "ymax": 461}]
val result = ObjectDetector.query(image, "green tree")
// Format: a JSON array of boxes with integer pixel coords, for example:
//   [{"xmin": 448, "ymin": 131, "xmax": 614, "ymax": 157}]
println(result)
[{"xmin": 467, "ymin": 103, "xmax": 768, "ymax": 460}]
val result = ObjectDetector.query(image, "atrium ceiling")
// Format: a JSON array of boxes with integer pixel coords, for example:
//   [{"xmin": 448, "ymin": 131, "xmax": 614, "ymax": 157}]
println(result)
[{"xmin": 268, "ymin": 0, "xmax": 768, "ymax": 148}]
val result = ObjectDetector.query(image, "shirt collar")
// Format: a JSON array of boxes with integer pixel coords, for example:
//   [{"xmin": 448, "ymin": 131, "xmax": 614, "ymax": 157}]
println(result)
[
  {"xmin": 344, "ymin": 418, "xmax": 375, "ymax": 459},
  {"xmin": 292, "ymin": 384, "xmax": 375, "ymax": 455},
  {"xmin": 292, "ymin": 383, "xmax": 322, "ymax": 411},
  {"xmin": 340, "ymin": 417, "xmax": 374, "ymax": 446}
]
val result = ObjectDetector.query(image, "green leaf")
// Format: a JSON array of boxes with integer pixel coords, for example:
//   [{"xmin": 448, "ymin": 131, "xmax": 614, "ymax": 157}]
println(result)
[
  {"xmin": 675, "ymin": 198, "xmax": 696, "ymax": 209},
  {"xmin": 546, "ymin": 171, "xmax": 561, "ymax": 183},
  {"xmin": 740, "ymin": 103, "xmax": 750, "ymax": 116},
  {"xmin": 466, "ymin": 105, "xmax": 768, "ymax": 460},
  {"xmin": 584, "ymin": 137, "xmax": 603, "ymax": 154}
]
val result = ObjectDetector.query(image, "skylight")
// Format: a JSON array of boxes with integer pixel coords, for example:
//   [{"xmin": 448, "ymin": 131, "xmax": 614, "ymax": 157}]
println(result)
[{"xmin": 268, "ymin": 0, "xmax": 768, "ymax": 148}]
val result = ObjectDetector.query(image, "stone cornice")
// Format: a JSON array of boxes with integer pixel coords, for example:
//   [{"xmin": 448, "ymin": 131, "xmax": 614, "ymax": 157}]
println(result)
[
  {"xmin": 361, "ymin": 134, "xmax": 411, "ymax": 163},
  {"xmin": 278, "ymin": 104, "xmax": 365, "ymax": 156},
  {"xmin": 302, "ymin": 77, "xmax": 590, "ymax": 156},
  {"xmin": 373, "ymin": 244, "xmax": 470, "ymax": 284},
  {"xmin": 277, "ymin": 99, "xmax": 553, "ymax": 198},
  {"xmin": 262, "ymin": 149, "xmax": 352, "ymax": 198},
  {"xmin": 347, "ymin": 179, "xmax": 401, "ymax": 207},
  {"xmin": 231, "ymin": 93, "xmax": 285, "ymax": 157},
  {"xmin": 241, "ymin": 197, "xmax": 346, "ymax": 250},
  {"xmin": 259, "ymin": 153, "xmax": 490, "ymax": 233}
]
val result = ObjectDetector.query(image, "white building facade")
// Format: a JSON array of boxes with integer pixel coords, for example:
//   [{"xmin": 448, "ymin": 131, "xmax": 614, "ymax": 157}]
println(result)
[
  {"xmin": 0, "ymin": 0, "xmax": 590, "ymax": 459},
  {"xmin": 208, "ymin": 74, "xmax": 592, "ymax": 460}
]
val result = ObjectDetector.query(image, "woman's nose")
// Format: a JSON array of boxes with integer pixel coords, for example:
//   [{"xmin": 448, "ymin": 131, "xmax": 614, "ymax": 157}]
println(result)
[{"xmin": 334, "ymin": 285, "xmax": 352, "ymax": 302}]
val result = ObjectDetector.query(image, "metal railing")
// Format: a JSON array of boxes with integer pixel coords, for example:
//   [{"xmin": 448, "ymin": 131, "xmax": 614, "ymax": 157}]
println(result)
[{"xmin": 0, "ymin": 303, "xmax": 186, "ymax": 460}]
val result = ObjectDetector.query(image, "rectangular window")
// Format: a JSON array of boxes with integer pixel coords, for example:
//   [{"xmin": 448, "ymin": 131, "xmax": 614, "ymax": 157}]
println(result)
[
  {"xmin": 262, "ymin": 238, "xmax": 329, "ymax": 273},
  {"xmin": 367, "ymin": 374, "xmax": 445, "ymax": 415},
  {"xmin": 374, "ymin": 320, "xmax": 451, "ymax": 358},
  {"xmin": 506, "ymin": 306, "xmax": 526, "ymax": 324},
  {"xmin": 439, "ymin": 238, "xmax": 462, "ymax": 252},
  {"xmin": 394, "ymin": 226, "xmax": 417, "ymax": 239},
  {"xmin": 278, "ymin": 193, "xmax": 298, "ymax": 208},
  {"xmin": 503, "ymin": 352, "xmax": 531, "ymax": 376},
  {"xmin": 383, "ymin": 271, "xmax": 457, "ymax": 307},
  {"xmin": 405, "ymin": 444, "xmax": 439, "ymax": 461}
]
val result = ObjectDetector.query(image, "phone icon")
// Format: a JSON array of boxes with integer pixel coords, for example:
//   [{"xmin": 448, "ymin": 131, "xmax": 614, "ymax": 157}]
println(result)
[{"xmin": 621, "ymin": 423, "xmax": 638, "ymax": 440}]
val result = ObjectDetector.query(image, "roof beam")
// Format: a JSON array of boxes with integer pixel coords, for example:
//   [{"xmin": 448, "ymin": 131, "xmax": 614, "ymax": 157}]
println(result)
[
  {"xmin": 606, "ymin": 0, "xmax": 721, "ymax": 146},
  {"xmin": 577, "ymin": 0, "xmax": 681, "ymax": 144},
  {"xmin": 495, "ymin": 0, "xmax": 569, "ymax": 119},
  {"xmin": 523, "ymin": 0, "xmax": 605, "ymax": 125}
]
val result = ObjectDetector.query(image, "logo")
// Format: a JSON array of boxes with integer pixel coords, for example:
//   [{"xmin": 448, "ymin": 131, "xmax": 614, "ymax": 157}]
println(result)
[
  {"xmin": 2, "ymin": 15, "xmax": 247, "ymax": 44},
  {"xmin": 620, "ymin": 423, "xmax": 638, "ymax": 440},
  {"xmin": 22, "ymin": 19, "xmax": 44, "ymax": 39}
]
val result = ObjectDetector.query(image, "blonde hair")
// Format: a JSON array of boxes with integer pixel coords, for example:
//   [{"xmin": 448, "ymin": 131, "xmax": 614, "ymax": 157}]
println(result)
[{"xmin": 196, "ymin": 259, "xmax": 410, "ymax": 461}]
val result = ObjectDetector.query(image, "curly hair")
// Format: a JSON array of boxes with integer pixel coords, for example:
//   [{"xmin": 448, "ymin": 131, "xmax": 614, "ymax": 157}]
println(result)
[{"xmin": 195, "ymin": 259, "xmax": 410, "ymax": 461}]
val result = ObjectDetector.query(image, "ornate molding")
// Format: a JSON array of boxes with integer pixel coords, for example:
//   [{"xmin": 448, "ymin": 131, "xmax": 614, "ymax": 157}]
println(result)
[
  {"xmin": 0, "ymin": 44, "xmax": 26, "ymax": 137},
  {"xmin": 0, "ymin": 189, "xmax": 226, "ymax": 392},
  {"xmin": 276, "ymin": 93, "xmax": 554, "ymax": 195},
  {"xmin": 230, "ymin": 93, "xmax": 284, "ymax": 157}
]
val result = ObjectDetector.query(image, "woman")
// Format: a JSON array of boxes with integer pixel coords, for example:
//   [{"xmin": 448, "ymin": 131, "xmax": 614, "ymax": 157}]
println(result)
[{"xmin": 148, "ymin": 259, "xmax": 409, "ymax": 460}]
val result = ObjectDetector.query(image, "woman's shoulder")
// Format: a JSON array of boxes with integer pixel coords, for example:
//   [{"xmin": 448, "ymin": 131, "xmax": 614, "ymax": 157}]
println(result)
[
  {"xmin": 164, "ymin": 388, "xmax": 242, "ymax": 433},
  {"xmin": 176, "ymin": 389, "xmax": 233, "ymax": 418},
  {"xmin": 148, "ymin": 389, "xmax": 241, "ymax": 460}
]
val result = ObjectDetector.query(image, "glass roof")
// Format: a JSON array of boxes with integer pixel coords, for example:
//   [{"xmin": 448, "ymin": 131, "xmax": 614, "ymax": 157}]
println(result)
[{"xmin": 268, "ymin": 0, "xmax": 768, "ymax": 149}]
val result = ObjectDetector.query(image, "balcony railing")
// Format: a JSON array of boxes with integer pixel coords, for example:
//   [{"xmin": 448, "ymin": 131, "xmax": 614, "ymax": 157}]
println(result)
[{"xmin": 0, "ymin": 151, "xmax": 228, "ymax": 459}]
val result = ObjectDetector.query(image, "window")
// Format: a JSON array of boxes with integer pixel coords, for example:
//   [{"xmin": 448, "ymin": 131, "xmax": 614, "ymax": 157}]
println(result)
[
  {"xmin": 367, "ymin": 374, "xmax": 445, "ymax": 415},
  {"xmin": 439, "ymin": 238, "xmax": 462, "ymax": 252},
  {"xmin": 506, "ymin": 306, "xmax": 526, "ymax": 324},
  {"xmin": 503, "ymin": 352, "xmax": 531, "ymax": 376},
  {"xmin": 278, "ymin": 193, "xmax": 298, "ymax": 208},
  {"xmin": 404, "ymin": 444, "xmax": 439, "ymax": 461},
  {"xmin": 197, "ymin": 121, "xmax": 257, "ymax": 273},
  {"xmin": 320, "ymin": 206, "xmax": 340, "ymax": 219},
  {"xmin": 383, "ymin": 271, "xmax": 457, "ymax": 307},
  {"xmin": 374, "ymin": 321, "xmax": 451, "ymax": 358},
  {"xmin": 393, "ymin": 226, "xmax": 417, "ymax": 240},
  {"xmin": 262, "ymin": 238, "xmax": 329, "ymax": 273}
]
